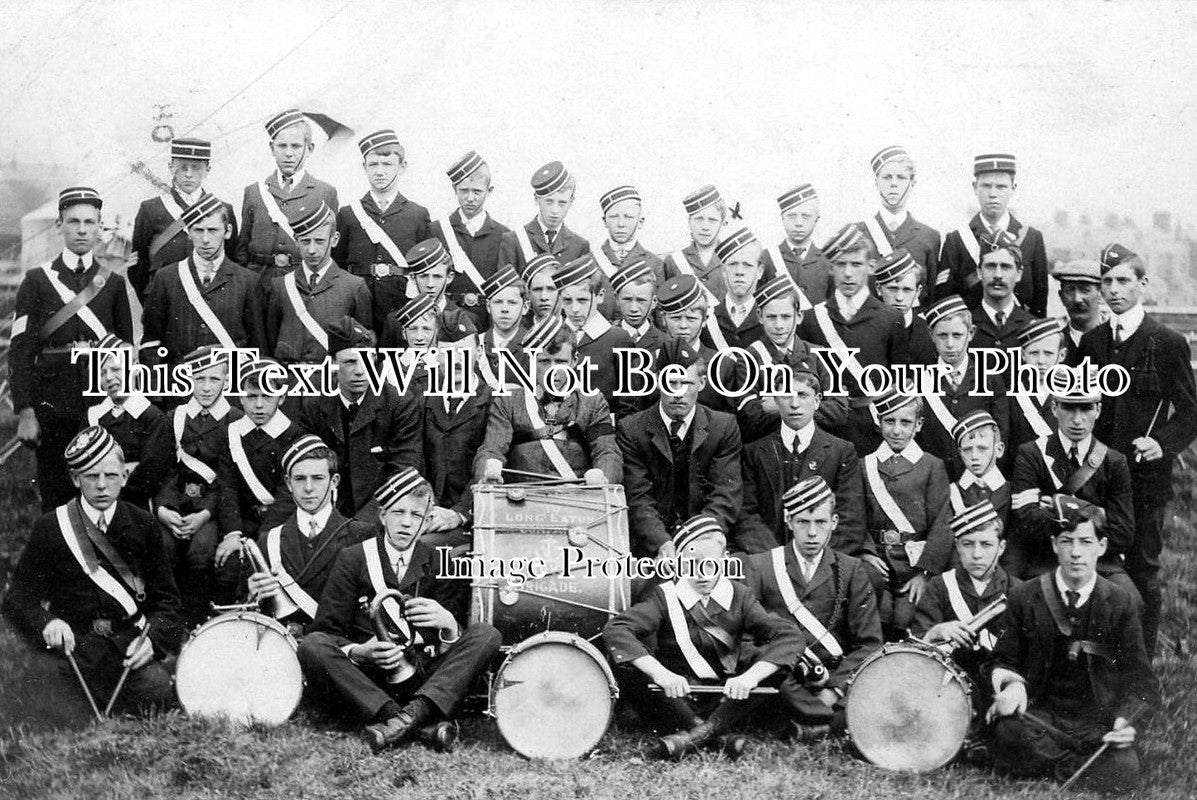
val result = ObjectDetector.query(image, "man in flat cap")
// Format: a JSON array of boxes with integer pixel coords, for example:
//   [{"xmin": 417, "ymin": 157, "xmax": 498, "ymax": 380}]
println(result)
[
  {"xmin": 129, "ymin": 137, "xmax": 238, "ymax": 301},
  {"xmin": 11, "ymin": 186, "xmax": 135, "ymax": 510},
  {"xmin": 1052, "ymin": 259, "xmax": 1105, "ymax": 365}
]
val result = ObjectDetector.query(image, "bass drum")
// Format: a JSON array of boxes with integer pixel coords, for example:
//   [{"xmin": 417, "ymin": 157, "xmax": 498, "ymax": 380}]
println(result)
[
  {"xmin": 471, "ymin": 484, "xmax": 630, "ymax": 644},
  {"xmin": 490, "ymin": 631, "xmax": 618, "ymax": 759},
  {"xmin": 845, "ymin": 640, "xmax": 973, "ymax": 772},
  {"xmin": 175, "ymin": 610, "xmax": 303, "ymax": 727}
]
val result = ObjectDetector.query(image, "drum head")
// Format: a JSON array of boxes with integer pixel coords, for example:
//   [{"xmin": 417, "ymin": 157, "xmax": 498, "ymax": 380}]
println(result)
[
  {"xmin": 175, "ymin": 614, "xmax": 303, "ymax": 727},
  {"xmin": 493, "ymin": 636, "xmax": 614, "ymax": 759},
  {"xmin": 846, "ymin": 645, "xmax": 972, "ymax": 772}
]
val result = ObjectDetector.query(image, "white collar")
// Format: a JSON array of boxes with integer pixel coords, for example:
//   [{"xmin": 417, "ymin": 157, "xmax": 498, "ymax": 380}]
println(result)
[
  {"xmin": 460, "ymin": 209, "xmax": 488, "ymax": 236},
  {"xmin": 255, "ymin": 411, "xmax": 291, "ymax": 438},
  {"xmin": 277, "ymin": 167, "xmax": 307, "ymax": 188},
  {"xmin": 536, "ymin": 216, "xmax": 559, "ymax": 237},
  {"xmin": 787, "ymin": 239, "xmax": 811, "ymax": 258},
  {"xmin": 608, "ymin": 237, "xmax": 638, "ymax": 255},
  {"xmin": 675, "ymin": 577, "xmax": 734, "ymax": 610},
  {"xmin": 659, "ymin": 404, "xmax": 697, "ymax": 439},
  {"xmin": 834, "ymin": 287, "xmax": 868, "ymax": 312},
  {"xmin": 780, "ymin": 420, "xmax": 816, "ymax": 453},
  {"xmin": 79, "ymin": 497, "xmax": 112, "ymax": 529},
  {"xmin": 491, "ymin": 327, "xmax": 518, "ymax": 349},
  {"xmin": 89, "ymin": 392, "xmax": 151, "ymax": 425},
  {"xmin": 789, "ymin": 543, "xmax": 824, "ymax": 577},
  {"xmin": 958, "ymin": 466, "xmax": 1006, "ymax": 491},
  {"xmin": 62, "ymin": 251, "xmax": 94, "ymax": 271},
  {"xmin": 937, "ymin": 356, "xmax": 968, "ymax": 379},
  {"xmin": 339, "ymin": 389, "xmax": 365, "ymax": 409},
  {"xmin": 1109, "ymin": 304, "xmax": 1145, "ymax": 339},
  {"xmin": 194, "ymin": 250, "xmax": 225, "ymax": 272},
  {"xmin": 580, "ymin": 312, "xmax": 612, "ymax": 341},
  {"xmin": 296, "ymin": 503, "xmax": 333, "ymax": 538},
  {"xmin": 982, "ymin": 296, "xmax": 1017, "ymax": 325},
  {"xmin": 369, "ymin": 183, "xmax": 400, "ymax": 211},
  {"xmin": 875, "ymin": 440, "xmax": 924, "ymax": 463},
  {"xmin": 305, "ymin": 259, "xmax": 332, "ymax": 285},
  {"xmin": 981, "ymin": 211, "xmax": 1011, "ymax": 234},
  {"xmin": 384, "ymin": 536, "xmax": 417, "ymax": 575},
  {"xmin": 1058, "ymin": 431, "xmax": 1092, "ymax": 460},
  {"xmin": 183, "ymin": 396, "xmax": 231, "ymax": 420},
  {"xmin": 621, "ymin": 319, "xmax": 651, "ymax": 339},
  {"xmin": 176, "ymin": 186, "xmax": 203, "ymax": 206},
  {"xmin": 879, "ymin": 208, "xmax": 908, "ymax": 230},
  {"xmin": 724, "ymin": 294, "xmax": 755, "ymax": 314},
  {"xmin": 969, "ymin": 574, "xmax": 992, "ymax": 596},
  {"xmin": 1054, "ymin": 567, "xmax": 1097, "ymax": 609},
  {"xmin": 901, "ymin": 308, "xmax": 913, "ymax": 328}
]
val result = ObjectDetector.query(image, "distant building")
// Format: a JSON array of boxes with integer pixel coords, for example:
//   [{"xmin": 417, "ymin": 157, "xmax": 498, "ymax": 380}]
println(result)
[{"xmin": 0, "ymin": 156, "xmax": 72, "ymax": 288}]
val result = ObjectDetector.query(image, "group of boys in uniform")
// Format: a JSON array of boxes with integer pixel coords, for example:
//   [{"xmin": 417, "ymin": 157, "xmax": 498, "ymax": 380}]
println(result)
[{"xmin": 5, "ymin": 114, "xmax": 1193, "ymax": 791}]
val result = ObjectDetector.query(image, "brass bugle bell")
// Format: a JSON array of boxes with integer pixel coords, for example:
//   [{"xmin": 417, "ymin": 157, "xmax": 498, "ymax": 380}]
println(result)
[
  {"xmin": 241, "ymin": 537, "xmax": 302, "ymax": 620},
  {"xmin": 369, "ymin": 589, "xmax": 418, "ymax": 685}
]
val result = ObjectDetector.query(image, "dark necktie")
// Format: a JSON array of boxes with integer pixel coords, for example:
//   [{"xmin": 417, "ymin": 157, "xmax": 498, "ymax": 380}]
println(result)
[
  {"xmin": 995, "ymin": 310, "xmax": 1006, "ymax": 328},
  {"xmin": 669, "ymin": 419, "xmax": 684, "ymax": 448},
  {"xmin": 1113, "ymin": 323, "xmax": 1123, "ymax": 345},
  {"xmin": 1065, "ymin": 589, "xmax": 1081, "ymax": 624},
  {"xmin": 342, "ymin": 401, "xmax": 359, "ymax": 432},
  {"xmin": 308, "ymin": 269, "xmax": 321, "ymax": 287},
  {"xmin": 282, "ymin": 176, "xmax": 293, "ymax": 192},
  {"xmin": 1069, "ymin": 444, "xmax": 1080, "ymax": 469},
  {"xmin": 544, "ymin": 228, "xmax": 557, "ymax": 248}
]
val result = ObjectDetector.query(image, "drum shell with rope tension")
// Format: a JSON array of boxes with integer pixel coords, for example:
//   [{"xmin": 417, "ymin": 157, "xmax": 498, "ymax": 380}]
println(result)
[
  {"xmin": 174, "ymin": 610, "xmax": 304, "ymax": 727},
  {"xmin": 471, "ymin": 484, "xmax": 630, "ymax": 645}
]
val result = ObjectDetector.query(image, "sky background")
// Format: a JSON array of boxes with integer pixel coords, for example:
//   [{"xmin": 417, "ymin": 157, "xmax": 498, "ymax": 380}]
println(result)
[{"xmin": 3, "ymin": 0, "xmax": 1196, "ymax": 247}]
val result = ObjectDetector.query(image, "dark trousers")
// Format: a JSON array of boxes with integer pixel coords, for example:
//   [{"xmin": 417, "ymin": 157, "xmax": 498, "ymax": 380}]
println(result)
[
  {"xmin": 163, "ymin": 521, "xmax": 241, "ymax": 627},
  {"xmin": 991, "ymin": 705, "xmax": 1140, "ymax": 793},
  {"xmin": 776, "ymin": 673, "xmax": 846, "ymax": 731},
  {"xmin": 70, "ymin": 631, "xmax": 176, "ymax": 715},
  {"xmin": 297, "ymin": 623, "xmax": 501, "ymax": 723},
  {"xmin": 613, "ymin": 664, "xmax": 770, "ymax": 735},
  {"xmin": 33, "ymin": 403, "xmax": 84, "ymax": 512},
  {"xmin": 1128, "ymin": 497, "xmax": 1164, "ymax": 656}
]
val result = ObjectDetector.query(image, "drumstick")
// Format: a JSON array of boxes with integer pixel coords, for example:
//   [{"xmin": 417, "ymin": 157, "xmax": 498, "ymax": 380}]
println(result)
[
  {"xmin": 1058, "ymin": 708, "xmax": 1145, "ymax": 792},
  {"xmin": 501, "ymin": 467, "xmax": 576, "ymax": 481},
  {"xmin": 105, "ymin": 623, "xmax": 152, "ymax": 717},
  {"xmin": 65, "ymin": 651, "xmax": 105, "ymax": 723},
  {"xmin": 1135, "ymin": 400, "xmax": 1164, "ymax": 463},
  {"xmin": 649, "ymin": 684, "xmax": 779, "ymax": 695}
]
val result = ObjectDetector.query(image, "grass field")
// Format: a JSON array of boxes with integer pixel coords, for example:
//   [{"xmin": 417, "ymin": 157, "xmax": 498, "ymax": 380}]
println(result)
[{"xmin": 0, "ymin": 435, "xmax": 1194, "ymax": 799}]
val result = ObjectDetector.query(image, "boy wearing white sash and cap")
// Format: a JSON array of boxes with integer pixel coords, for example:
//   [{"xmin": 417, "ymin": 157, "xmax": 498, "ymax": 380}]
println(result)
[
  {"xmin": 797, "ymin": 223, "xmax": 909, "ymax": 458},
  {"xmin": 157, "ymin": 347, "xmax": 244, "ymax": 625},
  {"xmin": 298, "ymin": 468, "xmax": 502, "ymax": 754},
  {"xmin": 497, "ymin": 161, "xmax": 592, "ymax": 273},
  {"xmin": 476, "ymin": 266, "xmax": 528, "ymax": 375},
  {"xmin": 12, "ymin": 186, "xmax": 135, "ymax": 511},
  {"xmin": 612, "ymin": 259, "xmax": 667, "ymax": 351},
  {"xmin": 917, "ymin": 295, "xmax": 1011, "ymax": 479},
  {"xmin": 603, "ymin": 515, "xmax": 804, "ymax": 760},
  {"xmin": 938, "ymin": 153, "xmax": 1049, "ymax": 316},
  {"xmin": 246, "ymin": 435, "xmax": 375, "ymax": 635},
  {"xmin": 949, "ymin": 411, "xmax": 1011, "ymax": 526},
  {"xmin": 873, "ymin": 248, "xmax": 935, "ymax": 364},
  {"xmin": 520, "ymin": 253, "xmax": 562, "ymax": 328},
  {"xmin": 744, "ymin": 476, "xmax": 882, "ymax": 740},
  {"xmin": 663, "ymin": 185, "xmax": 730, "ymax": 299},
  {"xmin": 476, "ymin": 318, "xmax": 620, "ymax": 487},
  {"xmin": 380, "ymin": 294, "xmax": 441, "ymax": 400},
  {"xmin": 83, "ymin": 335, "xmax": 173, "ymax": 510},
  {"xmin": 912, "ymin": 500, "xmax": 1017, "ymax": 710},
  {"xmin": 130, "ymin": 137, "xmax": 238, "ymax": 300},
  {"xmin": 215, "ymin": 359, "xmax": 303, "ymax": 562},
  {"xmin": 264, "ymin": 202, "xmax": 372, "ymax": 365},
  {"xmin": 381, "ymin": 238, "xmax": 477, "ymax": 348},
  {"xmin": 861, "ymin": 391, "xmax": 953, "ymax": 636},
  {"xmin": 709, "ymin": 227, "xmax": 766, "ymax": 349},
  {"xmin": 759, "ymin": 183, "xmax": 832, "ymax": 304},
  {"xmin": 333, "ymin": 129, "xmax": 431, "ymax": 336},
  {"xmin": 969, "ymin": 230, "xmax": 1038, "ymax": 352},
  {"xmin": 236, "ymin": 109, "xmax": 338, "ymax": 278},
  {"xmin": 858, "ymin": 146, "xmax": 941, "ymax": 304},
  {"xmin": 432, "ymin": 151, "xmax": 512, "ymax": 330},
  {"xmin": 1008, "ymin": 318, "xmax": 1063, "ymax": 450},
  {"xmin": 141, "ymin": 192, "xmax": 265, "ymax": 373},
  {"xmin": 2, "ymin": 427, "xmax": 184, "ymax": 715},
  {"xmin": 555, "ymin": 254, "xmax": 636, "ymax": 417},
  {"xmin": 599, "ymin": 185, "xmax": 666, "ymax": 280}
]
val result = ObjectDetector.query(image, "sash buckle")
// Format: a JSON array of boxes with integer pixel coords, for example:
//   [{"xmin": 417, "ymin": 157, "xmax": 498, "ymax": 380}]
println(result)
[
  {"xmin": 372, "ymin": 263, "xmax": 395, "ymax": 279},
  {"xmin": 91, "ymin": 618, "xmax": 112, "ymax": 636},
  {"xmin": 881, "ymin": 529, "xmax": 902, "ymax": 546},
  {"xmin": 273, "ymin": 253, "xmax": 292, "ymax": 269}
]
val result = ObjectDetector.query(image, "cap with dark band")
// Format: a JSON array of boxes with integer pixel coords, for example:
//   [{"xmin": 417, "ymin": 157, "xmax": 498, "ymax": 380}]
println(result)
[
  {"xmin": 523, "ymin": 313, "xmax": 564, "ymax": 351},
  {"xmin": 531, "ymin": 161, "xmax": 571, "ymax": 197},
  {"xmin": 974, "ymin": 153, "xmax": 1017, "ymax": 175},
  {"xmin": 282, "ymin": 434, "xmax": 332, "ymax": 475},
  {"xmin": 1018, "ymin": 318, "xmax": 1064, "ymax": 349},
  {"xmin": 654, "ymin": 337, "xmax": 702, "ymax": 372},
  {"xmin": 672, "ymin": 514, "xmax": 724, "ymax": 553},
  {"xmin": 950, "ymin": 500, "xmax": 1001, "ymax": 539},
  {"xmin": 1051, "ymin": 381, "xmax": 1102, "ymax": 405},
  {"xmin": 683, "ymin": 184, "xmax": 722, "ymax": 216},
  {"xmin": 241, "ymin": 358, "xmax": 286, "ymax": 391},
  {"xmin": 611, "ymin": 260, "xmax": 653, "ymax": 295},
  {"xmin": 265, "ymin": 109, "xmax": 306, "ymax": 140},
  {"xmin": 873, "ymin": 249, "xmax": 918, "ymax": 286},
  {"xmin": 58, "ymin": 186, "xmax": 102, "ymax": 212},
  {"xmin": 872, "ymin": 389, "xmax": 918, "ymax": 418},
  {"xmin": 822, "ymin": 223, "xmax": 866, "ymax": 262},
  {"xmin": 924, "ymin": 295, "xmax": 970, "ymax": 329},
  {"xmin": 447, "ymin": 150, "xmax": 486, "ymax": 185},
  {"xmin": 170, "ymin": 137, "xmax": 211, "ymax": 161},
  {"xmin": 952, "ymin": 410, "xmax": 999, "ymax": 445},
  {"xmin": 66, "ymin": 426, "xmax": 119, "ymax": 473},
  {"xmin": 374, "ymin": 466, "xmax": 430, "ymax": 510},
  {"xmin": 327, "ymin": 315, "xmax": 376, "ymax": 357},
  {"xmin": 600, "ymin": 185, "xmax": 641, "ymax": 214},
  {"xmin": 755, "ymin": 276, "xmax": 797, "ymax": 309},
  {"xmin": 714, "ymin": 227, "xmax": 758, "ymax": 263},
  {"xmin": 1099, "ymin": 243, "xmax": 1137, "ymax": 274},
  {"xmin": 405, "ymin": 239, "xmax": 448, "ymax": 274},
  {"xmin": 96, "ymin": 333, "xmax": 132, "ymax": 351},
  {"xmin": 782, "ymin": 475, "xmax": 834, "ymax": 516},
  {"xmin": 482, "ymin": 266, "xmax": 521, "ymax": 299},
  {"xmin": 290, "ymin": 203, "xmax": 335, "ymax": 239},
  {"xmin": 394, "ymin": 295, "xmax": 438, "ymax": 330},
  {"xmin": 871, "ymin": 145, "xmax": 909, "ymax": 175},
  {"xmin": 180, "ymin": 193, "xmax": 224, "ymax": 228},
  {"xmin": 521, "ymin": 254, "xmax": 559, "ymax": 285},
  {"xmin": 1050, "ymin": 494, "xmax": 1100, "ymax": 533},
  {"xmin": 553, "ymin": 255, "xmax": 598, "ymax": 290},
  {"xmin": 657, "ymin": 275, "xmax": 704, "ymax": 314},
  {"xmin": 358, "ymin": 129, "xmax": 403, "ymax": 158},
  {"xmin": 777, "ymin": 183, "xmax": 818, "ymax": 213},
  {"xmin": 181, "ymin": 345, "xmax": 226, "ymax": 375},
  {"xmin": 1052, "ymin": 260, "xmax": 1101, "ymax": 285}
]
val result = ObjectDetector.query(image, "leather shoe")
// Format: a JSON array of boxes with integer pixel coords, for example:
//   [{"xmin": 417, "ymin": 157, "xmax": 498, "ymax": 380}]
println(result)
[
  {"xmin": 720, "ymin": 734, "xmax": 750, "ymax": 760},
  {"xmin": 790, "ymin": 722, "xmax": 831, "ymax": 742},
  {"xmin": 653, "ymin": 722, "xmax": 716, "ymax": 761},
  {"xmin": 363, "ymin": 710, "xmax": 419, "ymax": 754},
  {"xmin": 417, "ymin": 720, "xmax": 459, "ymax": 753}
]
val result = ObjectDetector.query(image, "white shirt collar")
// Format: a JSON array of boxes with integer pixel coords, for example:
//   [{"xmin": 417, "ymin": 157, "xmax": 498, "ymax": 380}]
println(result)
[
  {"xmin": 460, "ymin": 209, "xmax": 487, "ymax": 236},
  {"xmin": 982, "ymin": 296, "xmax": 1017, "ymax": 326},
  {"xmin": 183, "ymin": 396, "xmax": 231, "ymax": 420},
  {"xmin": 79, "ymin": 496, "xmax": 112, "ymax": 529},
  {"xmin": 937, "ymin": 356, "xmax": 968, "ymax": 381},
  {"xmin": 62, "ymin": 251, "xmax": 94, "ymax": 271},
  {"xmin": 194, "ymin": 250, "xmax": 225, "ymax": 272},
  {"xmin": 981, "ymin": 211, "xmax": 1011, "ymax": 235},
  {"xmin": 277, "ymin": 167, "xmax": 307, "ymax": 188},
  {"xmin": 1058, "ymin": 431, "xmax": 1092, "ymax": 461},
  {"xmin": 787, "ymin": 239, "xmax": 811, "ymax": 259},
  {"xmin": 384, "ymin": 536, "xmax": 417, "ymax": 577},
  {"xmin": 875, "ymin": 440, "xmax": 924, "ymax": 463},
  {"xmin": 834, "ymin": 288, "xmax": 868, "ymax": 315},
  {"xmin": 608, "ymin": 237, "xmax": 638, "ymax": 256},
  {"xmin": 491, "ymin": 327, "xmax": 518, "ymax": 350},
  {"xmin": 1109, "ymin": 304, "xmax": 1145, "ymax": 340},
  {"xmin": 89, "ymin": 392, "xmax": 152, "ymax": 425},
  {"xmin": 296, "ymin": 503, "xmax": 333, "ymax": 538},
  {"xmin": 580, "ymin": 312, "xmax": 612, "ymax": 341},
  {"xmin": 958, "ymin": 466, "xmax": 1006, "ymax": 491},
  {"xmin": 370, "ymin": 183, "xmax": 400, "ymax": 211},
  {"xmin": 879, "ymin": 208, "xmax": 908, "ymax": 230},
  {"xmin": 256, "ymin": 411, "xmax": 291, "ymax": 438},
  {"xmin": 780, "ymin": 420, "xmax": 815, "ymax": 453},
  {"xmin": 674, "ymin": 577, "xmax": 734, "ymax": 610},
  {"xmin": 621, "ymin": 319, "xmax": 651, "ymax": 339},
  {"xmin": 339, "ymin": 389, "xmax": 365, "ymax": 409},
  {"xmin": 1054, "ymin": 567, "xmax": 1098, "ymax": 608},
  {"xmin": 724, "ymin": 293, "xmax": 755, "ymax": 316},
  {"xmin": 305, "ymin": 259, "xmax": 332, "ymax": 285},
  {"xmin": 790, "ymin": 542, "xmax": 824, "ymax": 580},
  {"xmin": 176, "ymin": 186, "xmax": 203, "ymax": 206},
  {"xmin": 659, "ymin": 404, "xmax": 697, "ymax": 439},
  {"xmin": 970, "ymin": 575, "xmax": 991, "ymax": 596}
]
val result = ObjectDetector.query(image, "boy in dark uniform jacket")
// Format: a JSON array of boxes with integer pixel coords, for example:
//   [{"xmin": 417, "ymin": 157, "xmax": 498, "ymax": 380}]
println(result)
[
  {"xmin": 84, "ymin": 336, "xmax": 173, "ymax": 510},
  {"xmin": 744, "ymin": 477, "xmax": 882, "ymax": 739},
  {"xmin": 858, "ymin": 146, "xmax": 942, "ymax": 304},
  {"xmin": 246, "ymin": 435, "xmax": 375, "ymax": 634},
  {"xmin": 1073, "ymin": 242, "xmax": 1197, "ymax": 655},
  {"xmin": 603, "ymin": 515, "xmax": 805, "ymax": 760},
  {"xmin": 612, "ymin": 260, "xmax": 667, "ymax": 351},
  {"xmin": 662, "ymin": 185, "xmax": 729, "ymax": 300},
  {"xmin": 379, "ymin": 294, "xmax": 440, "ymax": 400},
  {"xmin": 1007, "ymin": 318, "xmax": 1062, "ymax": 450},
  {"xmin": 236, "ymin": 109, "xmax": 339, "ymax": 278},
  {"xmin": 710, "ymin": 227, "xmax": 766, "ymax": 349},
  {"xmin": 333, "ymin": 129, "xmax": 430, "ymax": 335},
  {"xmin": 520, "ymin": 253, "xmax": 562, "ymax": 329},
  {"xmin": 555, "ymin": 254, "xmax": 635, "ymax": 417},
  {"xmin": 986, "ymin": 496, "xmax": 1158, "ymax": 793},
  {"xmin": 759, "ymin": 183, "xmax": 833, "ymax": 304},
  {"xmin": 598, "ymin": 184, "xmax": 667, "ymax": 285},
  {"xmin": 129, "ymin": 137, "xmax": 238, "ymax": 300},
  {"xmin": 432, "ymin": 151, "xmax": 512, "ymax": 329},
  {"xmin": 2, "ymin": 427, "xmax": 184, "ymax": 715},
  {"xmin": 157, "ymin": 348, "xmax": 244, "ymax": 625},
  {"xmin": 736, "ymin": 365, "xmax": 865, "ymax": 557},
  {"xmin": 949, "ymin": 412, "xmax": 1011, "ymax": 526},
  {"xmin": 11, "ymin": 187, "xmax": 135, "ymax": 511},
  {"xmin": 969, "ymin": 231, "xmax": 1037, "ymax": 351},
  {"xmin": 476, "ymin": 266, "xmax": 527, "ymax": 382},
  {"xmin": 913, "ymin": 501, "xmax": 1017, "ymax": 710},
  {"xmin": 381, "ymin": 238, "xmax": 477, "ymax": 348},
  {"xmin": 939, "ymin": 153, "xmax": 1049, "ymax": 317},
  {"xmin": 873, "ymin": 249, "xmax": 935, "ymax": 364},
  {"xmin": 297, "ymin": 469, "xmax": 503, "ymax": 754},
  {"xmin": 497, "ymin": 161, "xmax": 592, "ymax": 276},
  {"xmin": 860, "ymin": 392, "xmax": 953, "ymax": 634}
]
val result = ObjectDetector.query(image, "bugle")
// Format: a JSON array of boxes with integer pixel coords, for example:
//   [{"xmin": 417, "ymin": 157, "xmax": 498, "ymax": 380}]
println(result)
[
  {"xmin": 241, "ymin": 538, "xmax": 301, "ymax": 620},
  {"xmin": 369, "ymin": 589, "xmax": 419, "ymax": 684}
]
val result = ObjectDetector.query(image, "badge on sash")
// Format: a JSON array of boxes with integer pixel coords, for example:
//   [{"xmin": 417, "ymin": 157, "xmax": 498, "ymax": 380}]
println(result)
[
  {"xmin": 463, "ymin": 292, "xmax": 480, "ymax": 307},
  {"xmin": 274, "ymin": 254, "xmax": 291, "ymax": 268}
]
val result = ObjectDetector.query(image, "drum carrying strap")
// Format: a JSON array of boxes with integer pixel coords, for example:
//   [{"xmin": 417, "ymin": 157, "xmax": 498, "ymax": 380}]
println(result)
[
  {"xmin": 659, "ymin": 582, "xmax": 719, "ymax": 680},
  {"xmin": 39, "ymin": 262, "xmax": 110, "ymax": 341},
  {"xmin": 148, "ymin": 193, "xmax": 187, "ymax": 260},
  {"xmin": 522, "ymin": 390, "xmax": 578, "ymax": 479},
  {"xmin": 813, "ymin": 303, "xmax": 868, "ymax": 388},
  {"xmin": 350, "ymin": 200, "xmax": 408, "ymax": 267},
  {"xmin": 226, "ymin": 416, "xmax": 276, "ymax": 505},
  {"xmin": 173, "ymin": 406, "xmax": 217, "ymax": 484},
  {"xmin": 668, "ymin": 250, "xmax": 733, "ymax": 352},
  {"xmin": 436, "ymin": 216, "xmax": 486, "ymax": 290},
  {"xmin": 1039, "ymin": 572, "xmax": 1071, "ymax": 637},
  {"xmin": 862, "ymin": 216, "xmax": 894, "ymax": 258},
  {"xmin": 282, "ymin": 270, "xmax": 330, "ymax": 351},
  {"xmin": 362, "ymin": 540, "xmax": 413, "ymax": 639},
  {"xmin": 1062, "ymin": 441, "xmax": 1108, "ymax": 496},
  {"xmin": 257, "ymin": 181, "xmax": 297, "ymax": 244},
  {"xmin": 57, "ymin": 502, "xmax": 147, "ymax": 624},
  {"xmin": 264, "ymin": 524, "xmax": 319, "ymax": 619},
  {"xmin": 1015, "ymin": 394, "xmax": 1054, "ymax": 439},
  {"xmin": 769, "ymin": 547, "xmax": 843, "ymax": 658},
  {"xmin": 943, "ymin": 570, "xmax": 997, "ymax": 650},
  {"xmin": 763, "ymin": 245, "xmax": 813, "ymax": 311}
]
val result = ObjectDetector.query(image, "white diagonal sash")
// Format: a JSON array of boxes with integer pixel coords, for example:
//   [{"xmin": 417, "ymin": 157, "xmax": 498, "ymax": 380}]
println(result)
[
  {"xmin": 227, "ymin": 416, "xmax": 275, "ymax": 505},
  {"xmin": 177, "ymin": 260, "xmax": 236, "ymax": 348},
  {"xmin": 1015, "ymin": 395, "xmax": 1054, "ymax": 438},
  {"xmin": 351, "ymin": 200, "xmax": 408, "ymax": 267},
  {"xmin": 362, "ymin": 540, "xmax": 411, "ymax": 637},
  {"xmin": 863, "ymin": 216, "xmax": 894, "ymax": 258},
  {"xmin": 923, "ymin": 392, "xmax": 959, "ymax": 436},
  {"xmin": 257, "ymin": 181, "xmax": 296, "ymax": 243},
  {"xmin": 1035, "ymin": 436, "xmax": 1063, "ymax": 491},
  {"xmin": 770, "ymin": 547, "xmax": 843, "ymax": 657},
  {"xmin": 56, "ymin": 504, "xmax": 143, "ymax": 620},
  {"xmin": 956, "ymin": 223, "xmax": 981, "ymax": 267},
  {"xmin": 173, "ymin": 406, "xmax": 217, "ymax": 484},
  {"xmin": 863, "ymin": 453, "xmax": 916, "ymax": 534},
  {"xmin": 264, "ymin": 523, "xmax": 319, "ymax": 619},
  {"xmin": 764, "ymin": 245, "xmax": 813, "ymax": 311},
  {"xmin": 668, "ymin": 250, "xmax": 732, "ymax": 351},
  {"xmin": 161, "ymin": 193, "xmax": 185, "ymax": 220},
  {"xmin": 813, "ymin": 303, "xmax": 868, "ymax": 386},
  {"xmin": 949, "ymin": 483, "xmax": 965, "ymax": 513},
  {"xmin": 514, "ymin": 225, "xmax": 538, "ymax": 262},
  {"xmin": 659, "ymin": 581, "xmax": 719, "ymax": 680},
  {"xmin": 590, "ymin": 244, "xmax": 617, "ymax": 279},
  {"xmin": 522, "ymin": 390, "xmax": 577, "ymax": 479},
  {"xmin": 943, "ymin": 570, "xmax": 997, "ymax": 650},
  {"xmin": 748, "ymin": 340, "xmax": 773, "ymax": 366},
  {"xmin": 436, "ymin": 216, "xmax": 485, "ymax": 290},
  {"xmin": 40, "ymin": 263, "xmax": 106, "ymax": 339},
  {"xmin": 282, "ymin": 271, "xmax": 329, "ymax": 351}
]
